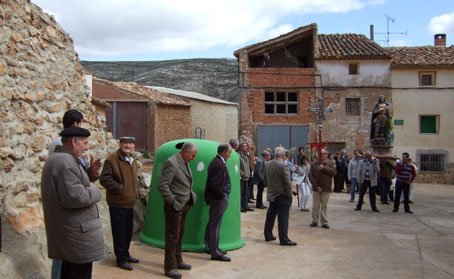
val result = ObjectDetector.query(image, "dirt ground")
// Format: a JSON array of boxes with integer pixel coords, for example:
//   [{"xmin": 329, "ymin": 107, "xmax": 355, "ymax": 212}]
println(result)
[{"xmin": 93, "ymin": 182, "xmax": 454, "ymax": 279}]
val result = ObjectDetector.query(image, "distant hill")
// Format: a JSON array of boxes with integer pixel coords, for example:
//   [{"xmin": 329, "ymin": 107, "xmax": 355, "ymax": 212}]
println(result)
[{"xmin": 80, "ymin": 58, "xmax": 239, "ymax": 103}]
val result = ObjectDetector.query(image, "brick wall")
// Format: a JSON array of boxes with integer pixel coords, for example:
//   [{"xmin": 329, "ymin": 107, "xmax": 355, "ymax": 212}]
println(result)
[
  {"xmin": 239, "ymin": 67, "xmax": 317, "ymax": 142},
  {"xmin": 155, "ymin": 104, "xmax": 191, "ymax": 150}
]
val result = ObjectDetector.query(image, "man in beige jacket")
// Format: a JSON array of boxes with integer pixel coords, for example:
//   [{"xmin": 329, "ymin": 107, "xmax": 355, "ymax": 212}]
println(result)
[{"xmin": 308, "ymin": 148, "xmax": 336, "ymax": 229}]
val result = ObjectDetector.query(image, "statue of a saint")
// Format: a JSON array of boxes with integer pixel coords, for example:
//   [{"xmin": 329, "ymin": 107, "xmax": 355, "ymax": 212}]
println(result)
[{"xmin": 370, "ymin": 95, "xmax": 392, "ymax": 145}]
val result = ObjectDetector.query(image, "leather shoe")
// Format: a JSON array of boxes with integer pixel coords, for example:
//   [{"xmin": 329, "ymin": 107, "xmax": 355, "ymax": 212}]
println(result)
[
  {"xmin": 246, "ymin": 207, "xmax": 254, "ymax": 211},
  {"xmin": 211, "ymin": 255, "xmax": 231, "ymax": 262},
  {"xmin": 372, "ymin": 209, "xmax": 380, "ymax": 212},
  {"xmin": 280, "ymin": 240, "xmax": 297, "ymax": 246},
  {"xmin": 165, "ymin": 269, "xmax": 182, "ymax": 279},
  {"xmin": 256, "ymin": 205, "xmax": 267, "ymax": 209},
  {"xmin": 127, "ymin": 256, "xmax": 139, "ymax": 263},
  {"xmin": 392, "ymin": 209, "xmax": 398, "ymax": 212},
  {"xmin": 322, "ymin": 224, "xmax": 330, "ymax": 229},
  {"xmin": 206, "ymin": 248, "xmax": 227, "ymax": 255},
  {"xmin": 405, "ymin": 210, "xmax": 413, "ymax": 214},
  {"xmin": 117, "ymin": 261, "xmax": 133, "ymax": 271},
  {"xmin": 383, "ymin": 202, "xmax": 390, "ymax": 205},
  {"xmin": 177, "ymin": 262, "xmax": 191, "ymax": 270},
  {"xmin": 241, "ymin": 208, "xmax": 247, "ymax": 212},
  {"xmin": 310, "ymin": 222, "xmax": 318, "ymax": 227},
  {"xmin": 248, "ymin": 199, "xmax": 254, "ymax": 203},
  {"xmin": 265, "ymin": 236, "xmax": 276, "ymax": 242}
]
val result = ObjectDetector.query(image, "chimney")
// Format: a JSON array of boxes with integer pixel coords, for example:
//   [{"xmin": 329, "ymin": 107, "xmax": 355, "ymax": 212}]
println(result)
[
  {"xmin": 434, "ymin": 34, "xmax": 446, "ymax": 46},
  {"xmin": 370, "ymin": 25, "xmax": 374, "ymax": 41}
]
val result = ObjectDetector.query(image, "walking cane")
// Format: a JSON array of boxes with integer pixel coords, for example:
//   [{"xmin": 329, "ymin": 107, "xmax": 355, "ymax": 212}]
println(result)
[{"xmin": 296, "ymin": 183, "xmax": 300, "ymax": 208}]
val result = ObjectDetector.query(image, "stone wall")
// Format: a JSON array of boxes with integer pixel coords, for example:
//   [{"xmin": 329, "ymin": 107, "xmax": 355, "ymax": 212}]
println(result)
[{"xmin": 0, "ymin": 0, "xmax": 117, "ymax": 277}]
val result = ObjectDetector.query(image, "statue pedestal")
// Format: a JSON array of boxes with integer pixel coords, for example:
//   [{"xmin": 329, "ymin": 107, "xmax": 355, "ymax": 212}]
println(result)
[{"xmin": 370, "ymin": 144, "xmax": 393, "ymax": 155}]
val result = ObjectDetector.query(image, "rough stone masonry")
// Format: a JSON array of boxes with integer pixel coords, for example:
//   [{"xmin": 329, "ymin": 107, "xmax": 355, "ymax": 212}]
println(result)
[{"xmin": 0, "ymin": 0, "xmax": 117, "ymax": 278}]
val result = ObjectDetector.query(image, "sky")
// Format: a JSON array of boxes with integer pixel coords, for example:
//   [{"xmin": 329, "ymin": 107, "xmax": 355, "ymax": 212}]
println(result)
[{"xmin": 32, "ymin": 0, "xmax": 454, "ymax": 61}]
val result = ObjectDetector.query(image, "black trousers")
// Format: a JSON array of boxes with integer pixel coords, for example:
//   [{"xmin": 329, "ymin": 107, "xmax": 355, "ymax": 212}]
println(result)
[
  {"xmin": 248, "ymin": 177, "xmax": 255, "ymax": 199},
  {"xmin": 109, "ymin": 206, "xmax": 134, "ymax": 262},
  {"xmin": 61, "ymin": 260, "xmax": 92, "ymax": 279},
  {"xmin": 240, "ymin": 180, "xmax": 249, "ymax": 210},
  {"xmin": 204, "ymin": 194, "xmax": 229, "ymax": 258},
  {"xmin": 356, "ymin": 180, "xmax": 378, "ymax": 210},
  {"xmin": 264, "ymin": 194, "xmax": 292, "ymax": 243},
  {"xmin": 256, "ymin": 180, "xmax": 265, "ymax": 207},
  {"xmin": 394, "ymin": 181, "xmax": 410, "ymax": 212}
]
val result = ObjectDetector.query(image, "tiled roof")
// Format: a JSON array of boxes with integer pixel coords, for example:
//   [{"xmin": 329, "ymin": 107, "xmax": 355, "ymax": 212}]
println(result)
[
  {"xmin": 384, "ymin": 46, "xmax": 454, "ymax": 67},
  {"xmin": 317, "ymin": 34, "xmax": 390, "ymax": 60},
  {"xmin": 93, "ymin": 78, "xmax": 189, "ymax": 106}
]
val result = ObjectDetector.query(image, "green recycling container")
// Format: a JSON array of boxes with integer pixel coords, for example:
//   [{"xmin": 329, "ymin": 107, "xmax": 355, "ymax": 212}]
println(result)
[{"xmin": 139, "ymin": 138, "xmax": 244, "ymax": 251}]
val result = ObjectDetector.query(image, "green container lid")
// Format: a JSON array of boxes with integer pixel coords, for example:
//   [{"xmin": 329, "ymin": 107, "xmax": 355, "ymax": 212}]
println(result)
[{"xmin": 139, "ymin": 138, "xmax": 245, "ymax": 251}]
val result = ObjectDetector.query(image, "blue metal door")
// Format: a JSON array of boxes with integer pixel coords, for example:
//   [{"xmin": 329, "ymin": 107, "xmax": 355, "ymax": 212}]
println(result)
[{"xmin": 256, "ymin": 126, "xmax": 308, "ymax": 155}]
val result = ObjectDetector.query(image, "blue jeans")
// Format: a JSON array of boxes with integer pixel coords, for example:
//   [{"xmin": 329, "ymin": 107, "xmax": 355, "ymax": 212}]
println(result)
[
  {"xmin": 51, "ymin": 259, "xmax": 62, "ymax": 279},
  {"xmin": 350, "ymin": 178, "xmax": 358, "ymax": 201}
]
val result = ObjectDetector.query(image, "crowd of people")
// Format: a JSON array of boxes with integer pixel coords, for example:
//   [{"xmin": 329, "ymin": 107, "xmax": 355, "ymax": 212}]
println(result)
[{"xmin": 40, "ymin": 110, "xmax": 417, "ymax": 279}]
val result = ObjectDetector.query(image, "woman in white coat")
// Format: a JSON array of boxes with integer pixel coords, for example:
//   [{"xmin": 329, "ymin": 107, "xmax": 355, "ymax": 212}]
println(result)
[{"xmin": 295, "ymin": 156, "xmax": 311, "ymax": 211}]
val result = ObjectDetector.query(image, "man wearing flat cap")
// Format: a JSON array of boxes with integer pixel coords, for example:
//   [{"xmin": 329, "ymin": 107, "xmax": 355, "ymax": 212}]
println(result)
[
  {"xmin": 41, "ymin": 126, "xmax": 105, "ymax": 279},
  {"xmin": 100, "ymin": 137, "xmax": 140, "ymax": 271}
]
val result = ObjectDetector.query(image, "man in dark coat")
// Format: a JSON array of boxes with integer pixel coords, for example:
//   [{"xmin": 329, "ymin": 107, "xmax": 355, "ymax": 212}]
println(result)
[
  {"xmin": 41, "ymin": 127, "xmax": 105, "ymax": 279},
  {"xmin": 204, "ymin": 143, "xmax": 232, "ymax": 262},
  {"xmin": 100, "ymin": 137, "xmax": 140, "ymax": 271},
  {"xmin": 263, "ymin": 147, "xmax": 297, "ymax": 246},
  {"xmin": 253, "ymin": 150, "xmax": 269, "ymax": 209}
]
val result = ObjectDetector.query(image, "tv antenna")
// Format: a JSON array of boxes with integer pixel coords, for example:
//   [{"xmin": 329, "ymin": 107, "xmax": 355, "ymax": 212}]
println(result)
[{"xmin": 373, "ymin": 14, "xmax": 407, "ymax": 47}]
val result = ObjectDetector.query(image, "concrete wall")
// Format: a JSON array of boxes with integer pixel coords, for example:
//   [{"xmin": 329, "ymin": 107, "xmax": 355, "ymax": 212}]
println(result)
[
  {"xmin": 316, "ymin": 60, "xmax": 391, "ymax": 87},
  {"xmin": 189, "ymin": 99, "xmax": 238, "ymax": 143},
  {"xmin": 315, "ymin": 59, "xmax": 392, "ymax": 153},
  {"xmin": 391, "ymin": 68, "xmax": 454, "ymax": 184}
]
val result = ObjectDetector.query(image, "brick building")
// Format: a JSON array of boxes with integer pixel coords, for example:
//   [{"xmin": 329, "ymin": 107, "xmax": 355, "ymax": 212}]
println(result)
[
  {"xmin": 234, "ymin": 24, "xmax": 317, "ymax": 154},
  {"xmin": 148, "ymin": 86, "xmax": 239, "ymax": 143},
  {"xmin": 234, "ymin": 23, "xmax": 392, "ymax": 154},
  {"xmin": 92, "ymin": 78, "xmax": 191, "ymax": 151}
]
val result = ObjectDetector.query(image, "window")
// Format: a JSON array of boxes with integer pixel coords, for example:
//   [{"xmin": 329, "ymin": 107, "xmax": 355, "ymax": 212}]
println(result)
[
  {"xmin": 264, "ymin": 91, "xmax": 298, "ymax": 115},
  {"xmin": 345, "ymin": 98, "xmax": 360, "ymax": 115},
  {"xmin": 420, "ymin": 115, "xmax": 438, "ymax": 134},
  {"xmin": 420, "ymin": 154, "xmax": 444, "ymax": 171},
  {"xmin": 418, "ymin": 71, "xmax": 436, "ymax": 86},
  {"xmin": 349, "ymin": 64, "xmax": 358, "ymax": 75}
]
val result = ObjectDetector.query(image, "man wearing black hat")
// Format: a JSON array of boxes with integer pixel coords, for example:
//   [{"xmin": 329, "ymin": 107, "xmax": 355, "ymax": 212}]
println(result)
[
  {"xmin": 41, "ymin": 127, "xmax": 105, "ymax": 279},
  {"xmin": 100, "ymin": 137, "xmax": 140, "ymax": 271}
]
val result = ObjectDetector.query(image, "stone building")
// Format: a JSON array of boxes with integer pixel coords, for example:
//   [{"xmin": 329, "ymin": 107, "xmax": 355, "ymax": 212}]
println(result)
[
  {"xmin": 148, "ymin": 86, "xmax": 239, "ymax": 143},
  {"xmin": 93, "ymin": 78, "xmax": 191, "ymax": 152},
  {"xmin": 315, "ymin": 34, "xmax": 392, "ymax": 153},
  {"xmin": 234, "ymin": 23, "xmax": 391, "ymax": 154},
  {"xmin": 0, "ymin": 0, "xmax": 117, "ymax": 277},
  {"xmin": 385, "ymin": 36, "xmax": 454, "ymax": 184}
]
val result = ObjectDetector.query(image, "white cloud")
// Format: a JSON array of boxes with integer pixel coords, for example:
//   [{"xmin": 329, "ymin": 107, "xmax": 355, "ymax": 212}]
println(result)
[
  {"xmin": 428, "ymin": 12, "xmax": 454, "ymax": 34},
  {"xmin": 31, "ymin": 0, "xmax": 381, "ymax": 59}
]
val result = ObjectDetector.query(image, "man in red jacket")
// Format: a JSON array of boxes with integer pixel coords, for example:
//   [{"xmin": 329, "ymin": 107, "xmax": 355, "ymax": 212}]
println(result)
[{"xmin": 393, "ymin": 152, "xmax": 416, "ymax": 214}]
